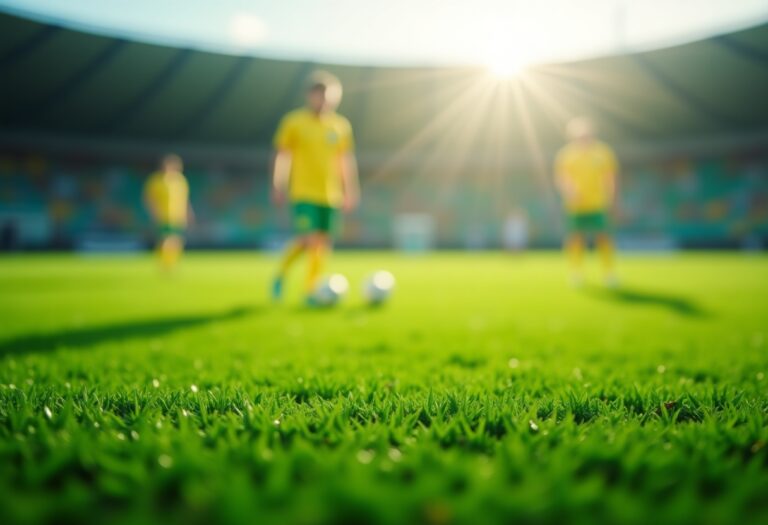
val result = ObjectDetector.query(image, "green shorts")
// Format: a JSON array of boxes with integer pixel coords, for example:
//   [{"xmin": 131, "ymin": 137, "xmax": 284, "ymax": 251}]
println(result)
[
  {"xmin": 292, "ymin": 201, "xmax": 340, "ymax": 235},
  {"xmin": 567, "ymin": 211, "xmax": 610, "ymax": 233},
  {"xmin": 158, "ymin": 224, "xmax": 186, "ymax": 237}
]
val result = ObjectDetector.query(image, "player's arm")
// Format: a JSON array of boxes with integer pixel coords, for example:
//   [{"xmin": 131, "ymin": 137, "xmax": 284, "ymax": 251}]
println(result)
[
  {"xmin": 605, "ymin": 147, "xmax": 620, "ymax": 212},
  {"xmin": 272, "ymin": 115, "xmax": 294, "ymax": 207},
  {"xmin": 606, "ymin": 170, "xmax": 618, "ymax": 208},
  {"xmin": 339, "ymin": 121, "xmax": 359, "ymax": 212},
  {"xmin": 554, "ymin": 153, "xmax": 576, "ymax": 203},
  {"xmin": 272, "ymin": 149, "xmax": 292, "ymax": 206},
  {"xmin": 340, "ymin": 152, "xmax": 359, "ymax": 212},
  {"xmin": 143, "ymin": 183, "xmax": 159, "ymax": 222}
]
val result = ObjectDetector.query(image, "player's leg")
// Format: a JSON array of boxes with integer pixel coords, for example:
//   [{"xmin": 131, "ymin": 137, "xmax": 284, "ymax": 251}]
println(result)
[
  {"xmin": 305, "ymin": 232, "xmax": 331, "ymax": 296},
  {"xmin": 156, "ymin": 224, "xmax": 183, "ymax": 271},
  {"xmin": 596, "ymin": 232, "xmax": 618, "ymax": 287},
  {"xmin": 165, "ymin": 234, "xmax": 184, "ymax": 270},
  {"xmin": 277, "ymin": 237, "xmax": 307, "ymax": 277},
  {"xmin": 272, "ymin": 202, "xmax": 317, "ymax": 301},
  {"xmin": 565, "ymin": 232, "xmax": 585, "ymax": 286},
  {"xmin": 272, "ymin": 235, "xmax": 307, "ymax": 301},
  {"xmin": 304, "ymin": 205, "xmax": 337, "ymax": 302},
  {"xmin": 590, "ymin": 210, "xmax": 618, "ymax": 286},
  {"xmin": 564, "ymin": 213, "xmax": 586, "ymax": 285},
  {"xmin": 155, "ymin": 236, "xmax": 165, "ymax": 268}
]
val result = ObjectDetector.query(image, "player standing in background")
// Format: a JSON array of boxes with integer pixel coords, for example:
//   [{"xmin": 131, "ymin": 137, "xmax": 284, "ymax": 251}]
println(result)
[
  {"xmin": 554, "ymin": 118, "xmax": 620, "ymax": 287},
  {"xmin": 271, "ymin": 71, "xmax": 359, "ymax": 304},
  {"xmin": 143, "ymin": 154, "xmax": 193, "ymax": 272}
]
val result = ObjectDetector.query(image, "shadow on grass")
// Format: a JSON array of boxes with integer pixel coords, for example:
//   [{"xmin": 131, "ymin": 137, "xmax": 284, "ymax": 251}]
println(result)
[
  {"xmin": 0, "ymin": 305, "xmax": 260, "ymax": 356},
  {"xmin": 584, "ymin": 285, "xmax": 709, "ymax": 318},
  {"xmin": 289, "ymin": 302, "xmax": 387, "ymax": 315},
  {"xmin": 344, "ymin": 303, "xmax": 390, "ymax": 316}
]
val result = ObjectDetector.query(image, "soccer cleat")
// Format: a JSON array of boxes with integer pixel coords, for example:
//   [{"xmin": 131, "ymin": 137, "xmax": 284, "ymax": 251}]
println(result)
[
  {"xmin": 271, "ymin": 276, "xmax": 284, "ymax": 302},
  {"xmin": 305, "ymin": 294, "xmax": 322, "ymax": 308}
]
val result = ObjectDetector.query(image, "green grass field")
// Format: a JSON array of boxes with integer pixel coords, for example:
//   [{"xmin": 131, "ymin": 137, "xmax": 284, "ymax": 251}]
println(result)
[{"xmin": 1, "ymin": 252, "xmax": 767, "ymax": 525}]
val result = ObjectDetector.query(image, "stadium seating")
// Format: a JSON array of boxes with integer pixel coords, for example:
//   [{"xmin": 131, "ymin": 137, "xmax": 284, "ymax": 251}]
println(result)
[{"xmin": 0, "ymin": 153, "xmax": 765, "ymax": 249}]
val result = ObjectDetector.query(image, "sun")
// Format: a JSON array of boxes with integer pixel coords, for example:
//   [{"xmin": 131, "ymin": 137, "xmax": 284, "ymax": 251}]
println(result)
[{"xmin": 229, "ymin": 12, "xmax": 268, "ymax": 48}]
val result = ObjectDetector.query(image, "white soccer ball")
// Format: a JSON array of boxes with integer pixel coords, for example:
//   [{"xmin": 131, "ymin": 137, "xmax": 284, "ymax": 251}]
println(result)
[
  {"xmin": 313, "ymin": 274, "xmax": 349, "ymax": 306},
  {"xmin": 363, "ymin": 270, "xmax": 396, "ymax": 305}
]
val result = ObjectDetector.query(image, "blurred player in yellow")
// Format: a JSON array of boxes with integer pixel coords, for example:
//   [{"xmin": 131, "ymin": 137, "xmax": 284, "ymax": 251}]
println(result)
[
  {"xmin": 271, "ymin": 71, "xmax": 359, "ymax": 304},
  {"xmin": 143, "ymin": 154, "xmax": 193, "ymax": 272},
  {"xmin": 555, "ymin": 118, "xmax": 620, "ymax": 287}
]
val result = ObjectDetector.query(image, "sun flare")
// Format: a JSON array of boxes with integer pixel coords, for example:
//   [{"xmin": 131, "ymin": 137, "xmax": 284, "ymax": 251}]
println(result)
[{"xmin": 485, "ymin": 52, "xmax": 530, "ymax": 78}]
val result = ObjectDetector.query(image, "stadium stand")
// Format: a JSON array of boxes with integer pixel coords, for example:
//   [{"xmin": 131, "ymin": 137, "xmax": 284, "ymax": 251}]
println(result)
[{"xmin": 0, "ymin": 11, "xmax": 767, "ymax": 249}]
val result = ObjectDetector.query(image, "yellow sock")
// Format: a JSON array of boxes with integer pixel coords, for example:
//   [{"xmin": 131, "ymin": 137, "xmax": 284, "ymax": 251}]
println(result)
[
  {"xmin": 157, "ymin": 241, "xmax": 170, "ymax": 269},
  {"xmin": 565, "ymin": 235, "xmax": 585, "ymax": 273},
  {"xmin": 305, "ymin": 243, "xmax": 327, "ymax": 294},
  {"xmin": 596, "ymin": 235, "xmax": 616, "ymax": 275},
  {"xmin": 278, "ymin": 241, "xmax": 305, "ymax": 276},
  {"xmin": 159, "ymin": 237, "xmax": 182, "ymax": 271},
  {"xmin": 169, "ymin": 243, "xmax": 182, "ymax": 268}
]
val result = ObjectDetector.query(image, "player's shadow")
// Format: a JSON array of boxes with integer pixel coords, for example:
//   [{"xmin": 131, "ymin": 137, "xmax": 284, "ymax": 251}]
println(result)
[
  {"xmin": 0, "ymin": 305, "xmax": 259, "ymax": 357},
  {"xmin": 584, "ymin": 286, "xmax": 709, "ymax": 318}
]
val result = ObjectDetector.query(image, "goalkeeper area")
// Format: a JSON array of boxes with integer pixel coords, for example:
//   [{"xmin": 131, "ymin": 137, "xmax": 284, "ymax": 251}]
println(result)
[{"xmin": 1, "ymin": 252, "xmax": 766, "ymax": 525}]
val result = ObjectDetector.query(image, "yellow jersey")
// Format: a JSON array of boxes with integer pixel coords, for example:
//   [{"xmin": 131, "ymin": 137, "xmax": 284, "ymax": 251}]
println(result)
[
  {"xmin": 274, "ymin": 108, "xmax": 354, "ymax": 207},
  {"xmin": 555, "ymin": 140, "xmax": 618, "ymax": 213},
  {"xmin": 143, "ymin": 171, "xmax": 189, "ymax": 226}
]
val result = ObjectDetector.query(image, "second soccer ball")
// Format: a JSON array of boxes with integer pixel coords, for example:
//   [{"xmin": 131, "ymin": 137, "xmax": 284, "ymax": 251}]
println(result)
[{"xmin": 363, "ymin": 271, "xmax": 396, "ymax": 305}]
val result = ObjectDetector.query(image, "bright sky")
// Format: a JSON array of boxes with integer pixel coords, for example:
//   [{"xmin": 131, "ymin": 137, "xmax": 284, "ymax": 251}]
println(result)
[{"xmin": 2, "ymin": 0, "xmax": 768, "ymax": 66}]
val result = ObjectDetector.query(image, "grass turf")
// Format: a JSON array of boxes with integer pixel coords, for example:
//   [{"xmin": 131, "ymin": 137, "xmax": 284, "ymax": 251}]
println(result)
[{"xmin": 0, "ymin": 252, "xmax": 766, "ymax": 525}]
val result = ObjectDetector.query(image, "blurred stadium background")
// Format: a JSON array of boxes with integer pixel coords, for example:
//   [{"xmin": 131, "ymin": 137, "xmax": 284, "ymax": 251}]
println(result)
[{"xmin": 1, "ymin": 8, "xmax": 767, "ymax": 252}]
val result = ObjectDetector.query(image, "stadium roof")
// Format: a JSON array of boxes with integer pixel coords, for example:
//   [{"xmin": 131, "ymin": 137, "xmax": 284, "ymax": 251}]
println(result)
[{"xmin": 1, "ymin": 10, "xmax": 768, "ymax": 159}]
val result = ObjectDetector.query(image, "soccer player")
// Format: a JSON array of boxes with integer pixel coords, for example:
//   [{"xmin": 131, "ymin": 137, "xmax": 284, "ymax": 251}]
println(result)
[
  {"xmin": 271, "ymin": 71, "xmax": 359, "ymax": 303},
  {"xmin": 554, "ymin": 117, "xmax": 620, "ymax": 286},
  {"xmin": 143, "ymin": 154, "xmax": 193, "ymax": 271}
]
